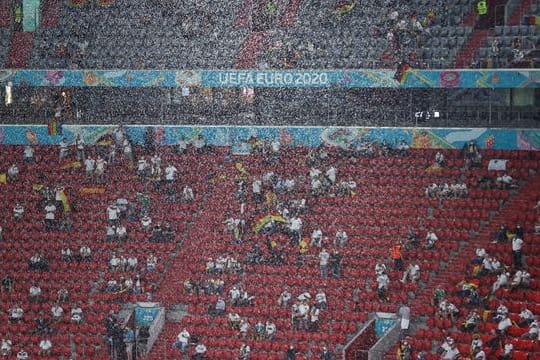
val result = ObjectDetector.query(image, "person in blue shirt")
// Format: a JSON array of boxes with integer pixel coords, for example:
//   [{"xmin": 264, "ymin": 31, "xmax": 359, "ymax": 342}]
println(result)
[{"xmin": 124, "ymin": 326, "xmax": 135, "ymax": 360}]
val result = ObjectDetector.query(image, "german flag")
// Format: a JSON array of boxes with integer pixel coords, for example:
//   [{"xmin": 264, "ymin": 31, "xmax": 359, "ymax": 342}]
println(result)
[
  {"xmin": 394, "ymin": 62, "xmax": 412, "ymax": 84},
  {"xmin": 60, "ymin": 161, "xmax": 82, "ymax": 170},
  {"xmin": 48, "ymin": 120, "xmax": 58, "ymax": 136},
  {"xmin": 96, "ymin": 133, "xmax": 114, "ymax": 146},
  {"xmin": 57, "ymin": 188, "xmax": 71, "ymax": 212},
  {"xmin": 253, "ymin": 214, "xmax": 287, "ymax": 233}
]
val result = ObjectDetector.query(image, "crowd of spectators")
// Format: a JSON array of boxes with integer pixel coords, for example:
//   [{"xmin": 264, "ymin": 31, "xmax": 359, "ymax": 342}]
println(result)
[{"xmin": 1, "ymin": 118, "xmax": 540, "ymax": 360}]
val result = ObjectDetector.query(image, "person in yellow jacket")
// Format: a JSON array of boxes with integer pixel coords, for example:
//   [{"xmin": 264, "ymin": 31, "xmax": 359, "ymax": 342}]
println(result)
[
  {"xmin": 396, "ymin": 339, "xmax": 412, "ymax": 360},
  {"xmin": 477, "ymin": 0, "xmax": 488, "ymax": 15},
  {"xmin": 477, "ymin": 0, "xmax": 488, "ymax": 29},
  {"xmin": 14, "ymin": 1, "xmax": 23, "ymax": 31}
]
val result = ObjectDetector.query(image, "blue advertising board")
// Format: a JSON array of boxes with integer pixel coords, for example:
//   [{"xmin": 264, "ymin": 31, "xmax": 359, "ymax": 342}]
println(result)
[
  {"xmin": 135, "ymin": 306, "xmax": 160, "ymax": 327},
  {"xmin": 1, "ymin": 125, "xmax": 539, "ymax": 150},
  {"xmin": 0, "ymin": 69, "xmax": 539, "ymax": 88}
]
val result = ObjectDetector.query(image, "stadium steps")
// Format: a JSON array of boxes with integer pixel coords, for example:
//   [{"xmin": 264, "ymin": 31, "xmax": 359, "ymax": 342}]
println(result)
[
  {"xmin": 507, "ymin": 0, "xmax": 536, "ymax": 25},
  {"xmin": 234, "ymin": 31, "xmax": 268, "ymax": 68},
  {"xmin": 0, "ymin": 0, "xmax": 12, "ymax": 28},
  {"xmin": 280, "ymin": 0, "xmax": 303, "ymax": 27},
  {"xmin": 41, "ymin": 0, "xmax": 61, "ymax": 28},
  {"xmin": 460, "ymin": 5, "xmax": 478, "ymax": 27},
  {"xmin": 453, "ymin": 29, "xmax": 492, "ymax": 68},
  {"xmin": 6, "ymin": 31, "xmax": 33, "ymax": 68}
]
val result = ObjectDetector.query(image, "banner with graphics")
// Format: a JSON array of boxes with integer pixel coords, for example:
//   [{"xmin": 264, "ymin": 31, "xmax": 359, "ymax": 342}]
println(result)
[
  {"xmin": 135, "ymin": 304, "xmax": 161, "ymax": 327},
  {"xmin": 0, "ymin": 125, "xmax": 539, "ymax": 150},
  {"xmin": 0, "ymin": 69, "xmax": 539, "ymax": 88}
]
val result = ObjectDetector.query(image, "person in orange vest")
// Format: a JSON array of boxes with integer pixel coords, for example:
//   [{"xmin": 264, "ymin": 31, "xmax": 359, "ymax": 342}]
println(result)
[{"xmin": 391, "ymin": 242, "xmax": 403, "ymax": 270}]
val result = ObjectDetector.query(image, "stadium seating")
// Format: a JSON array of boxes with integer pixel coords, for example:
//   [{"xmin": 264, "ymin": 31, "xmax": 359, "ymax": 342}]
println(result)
[
  {"xmin": 0, "ymin": 144, "xmax": 220, "ymax": 358},
  {"xmin": 1, "ymin": 0, "xmax": 536, "ymax": 70},
  {"xmin": 1, "ymin": 142, "xmax": 539, "ymax": 359}
]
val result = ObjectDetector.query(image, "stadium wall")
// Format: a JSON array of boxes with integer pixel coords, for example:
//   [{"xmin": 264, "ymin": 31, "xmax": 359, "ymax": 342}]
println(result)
[{"xmin": 1, "ymin": 125, "xmax": 540, "ymax": 151}]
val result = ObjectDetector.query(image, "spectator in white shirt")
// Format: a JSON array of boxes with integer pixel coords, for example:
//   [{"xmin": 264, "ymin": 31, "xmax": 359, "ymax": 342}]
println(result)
[
  {"xmin": 472, "ymin": 248, "xmax": 487, "ymax": 265},
  {"xmin": 75, "ymin": 135, "xmax": 85, "ymax": 162},
  {"xmin": 165, "ymin": 164, "xmax": 178, "ymax": 182},
  {"xmin": 310, "ymin": 306, "xmax": 320, "ymax": 331},
  {"xmin": 71, "ymin": 304, "xmax": 83, "ymax": 324},
  {"xmin": 13, "ymin": 203, "xmax": 24, "ymax": 221},
  {"xmin": 63, "ymin": 247, "xmax": 74, "ymax": 262},
  {"xmin": 496, "ymin": 173, "xmax": 514, "ymax": 189},
  {"xmin": 315, "ymin": 289, "xmax": 327, "ymax": 310},
  {"xmin": 334, "ymin": 228, "xmax": 348, "ymax": 247},
  {"xmin": 95, "ymin": 155, "xmax": 107, "ymax": 183},
  {"xmin": 174, "ymin": 329, "xmax": 190, "ymax": 353},
  {"xmin": 29, "ymin": 283, "xmax": 42, "ymax": 303},
  {"xmin": 435, "ymin": 151, "xmax": 445, "ymax": 167},
  {"xmin": 127, "ymin": 256, "xmax": 138, "ymax": 271},
  {"xmin": 319, "ymin": 249, "xmax": 330, "ymax": 279},
  {"xmin": 193, "ymin": 343, "xmax": 207, "ymax": 359},
  {"xmin": 16, "ymin": 349, "xmax": 28, "ymax": 360},
  {"xmin": 176, "ymin": 136, "xmax": 188, "ymax": 154},
  {"xmin": 288, "ymin": 217, "xmax": 302, "ymax": 245},
  {"xmin": 137, "ymin": 157, "xmax": 149, "ymax": 178},
  {"xmin": 147, "ymin": 254, "xmax": 157, "ymax": 271},
  {"xmin": 397, "ymin": 140, "xmax": 409, "ymax": 156},
  {"xmin": 42, "ymin": 201, "xmax": 57, "ymax": 231},
  {"xmin": 401, "ymin": 263, "xmax": 420, "ymax": 283},
  {"xmin": 512, "ymin": 236, "xmax": 524, "ymax": 269},
  {"xmin": 492, "ymin": 272, "xmax": 510, "ymax": 295},
  {"xmin": 141, "ymin": 216, "xmax": 152, "ymax": 232},
  {"xmin": 1, "ymin": 337, "xmax": 12, "ymax": 356},
  {"xmin": 325, "ymin": 166, "xmax": 337, "ymax": 184},
  {"xmin": 8, "ymin": 304, "xmax": 24, "ymax": 323},
  {"xmin": 23, "ymin": 145, "xmax": 35, "ymax": 163},
  {"xmin": 79, "ymin": 246, "xmax": 91, "ymax": 261},
  {"xmin": 116, "ymin": 223, "xmax": 128, "ymax": 242},
  {"xmin": 502, "ymin": 343, "xmax": 513, "ymax": 357},
  {"xmin": 57, "ymin": 288, "xmax": 69, "ymax": 303},
  {"xmin": 59, "ymin": 138, "xmax": 69, "ymax": 161},
  {"xmin": 182, "ymin": 186, "xmax": 194, "ymax": 202},
  {"xmin": 518, "ymin": 307, "xmax": 535, "ymax": 327},
  {"xmin": 377, "ymin": 273, "xmax": 390, "ymax": 302},
  {"xmin": 498, "ymin": 314, "xmax": 512, "ymax": 333},
  {"xmin": 84, "ymin": 156, "xmax": 95, "ymax": 181},
  {"xmin": 441, "ymin": 341, "xmax": 459, "ymax": 360},
  {"xmin": 107, "ymin": 204, "xmax": 120, "ymax": 224},
  {"xmin": 311, "ymin": 226, "xmax": 323, "ymax": 247},
  {"xmin": 38, "ymin": 338, "xmax": 52, "ymax": 356},
  {"xmin": 265, "ymin": 320, "xmax": 277, "ymax": 340},
  {"xmin": 51, "ymin": 304, "xmax": 64, "ymax": 322},
  {"xmin": 375, "ymin": 261, "xmax": 387, "ymax": 276},
  {"xmin": 110, "ymin": 253, "xmax": 120, "ymax": 271},
  {"xmin": 106, "ymin": 224, "xmax": 116, "ymax": 241},
  {"xmin": 278, "ymin": 288, "xmax": 292, "ymax": 307},
  {"xmin": 425, "ymin": 229, "xmax": 438, "ymax": 249},
  {"xmin": 311, "ymin": 177, "xmax": 322, "ymax": 196},
  {"xmin": 150, "ymin": 154, "xmax": 162, "ymax": 177},
  {"xmin": 123, "ymin": 139, "xmax": 133, "ymax": 165},
  {"xmin": 521, "ymin": 320, "xmax": 539, "ymax": 339},
  {"xmin": 252, "ymin": 178, "xmax": 263, "ymax": 203},
  {"xmin": 7, "ymin": 164, "xmax": 19, "ymax": 182}
]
